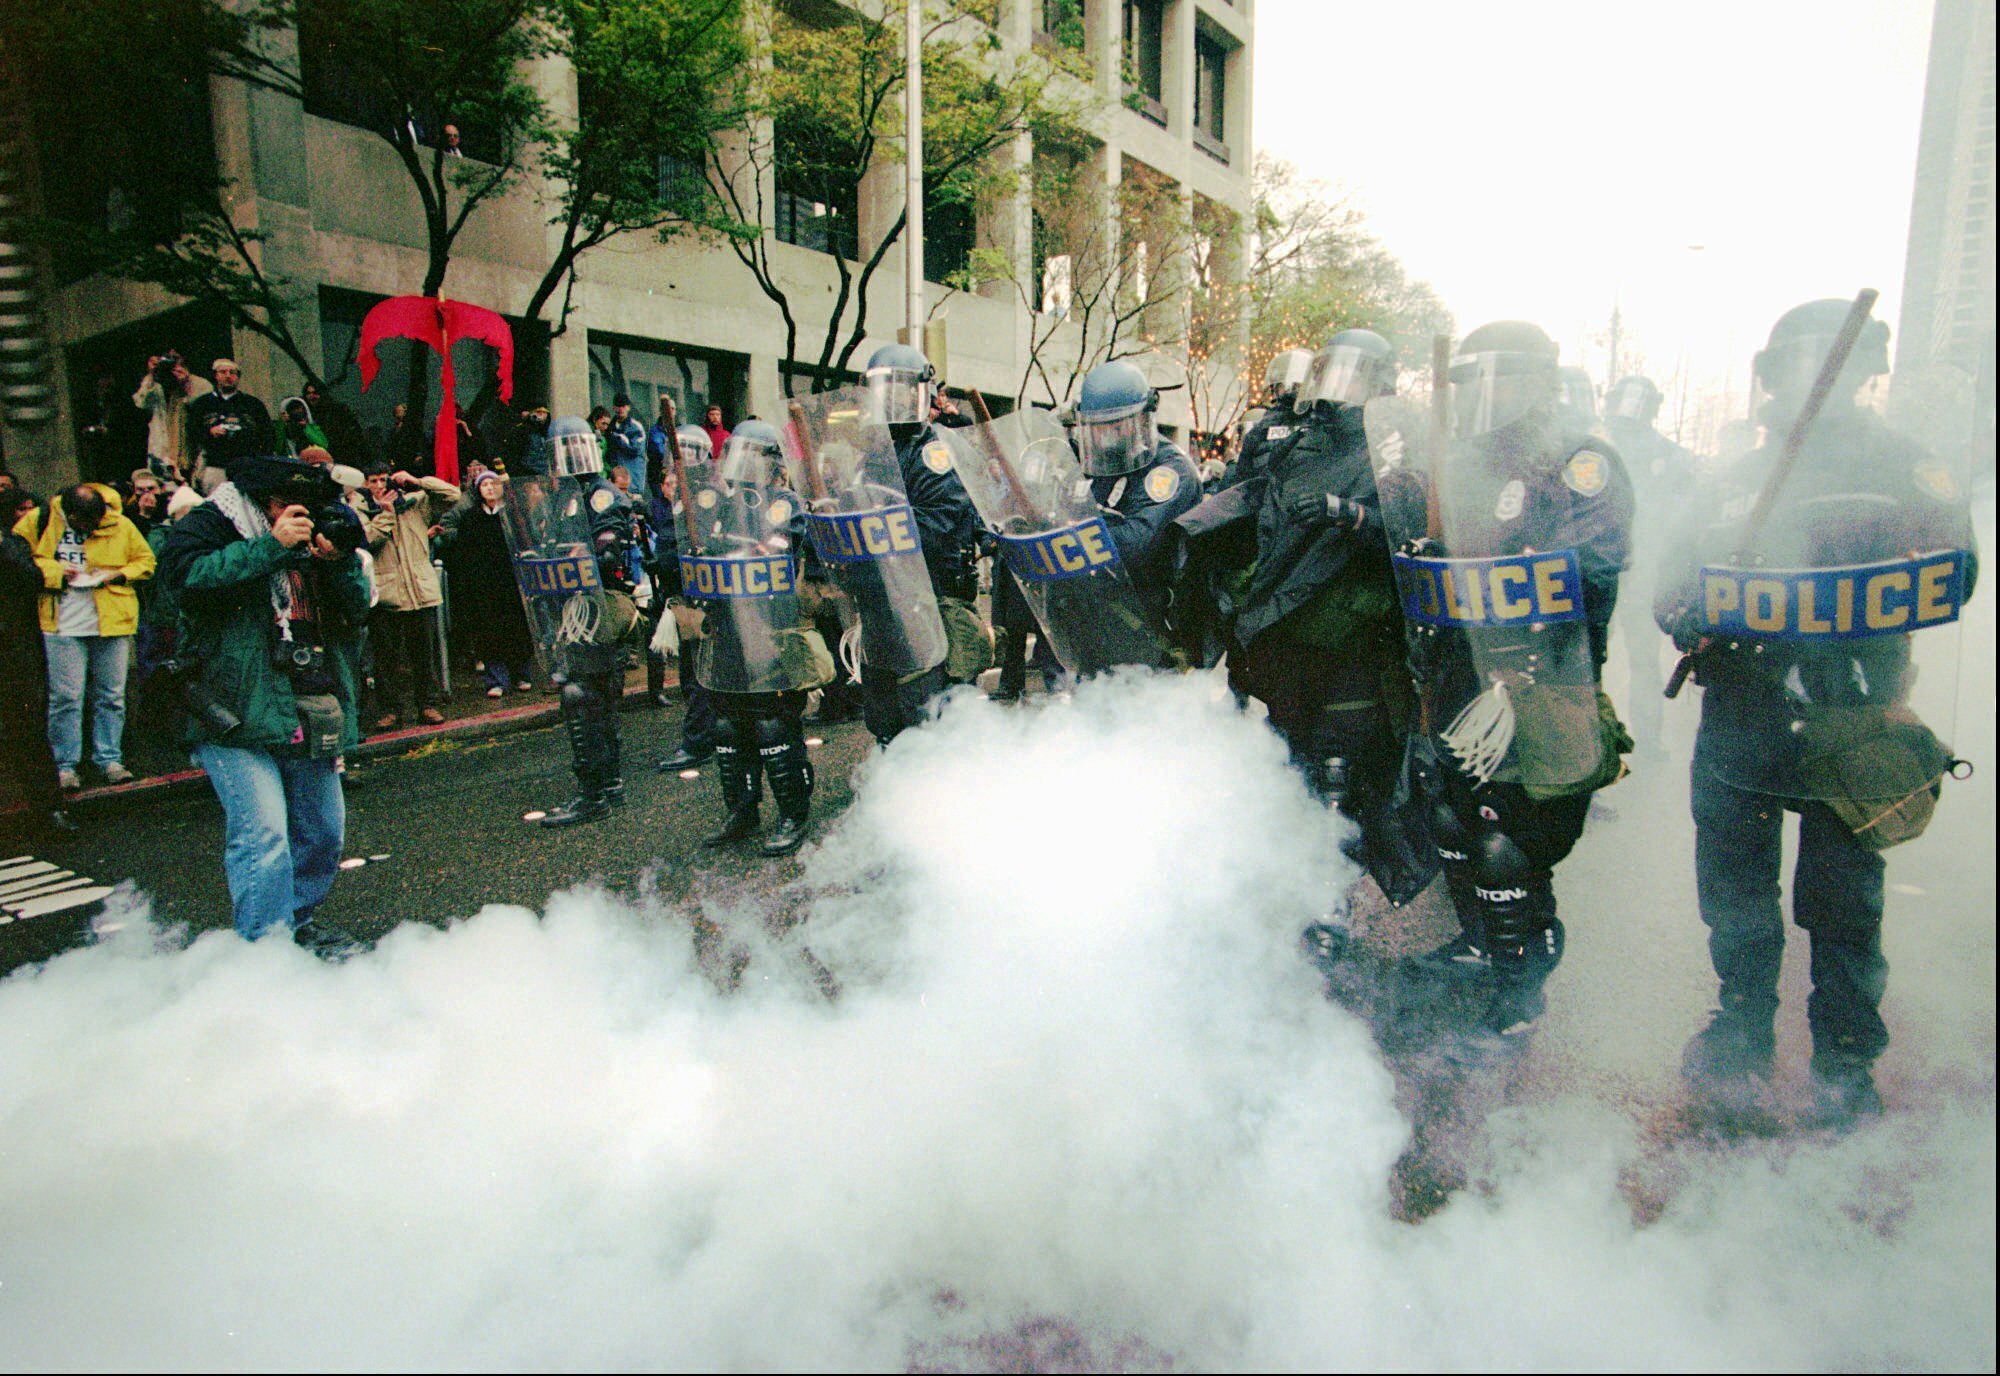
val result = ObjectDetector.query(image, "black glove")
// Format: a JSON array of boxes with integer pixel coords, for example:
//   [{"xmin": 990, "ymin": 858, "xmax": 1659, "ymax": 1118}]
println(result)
[{"xmin": 1289, "ymin": 491, "xmax": 1375, "ymax": 534}]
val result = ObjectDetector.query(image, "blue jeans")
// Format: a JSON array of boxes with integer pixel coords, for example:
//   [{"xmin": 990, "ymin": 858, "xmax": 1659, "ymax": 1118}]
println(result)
[
  {"xmin": 43, "ymin": 633, "xmax": 132, "ymax": 770},
  {"xmin": 193, "ymin": 743, "xmax": 346, "ymax": 941}
]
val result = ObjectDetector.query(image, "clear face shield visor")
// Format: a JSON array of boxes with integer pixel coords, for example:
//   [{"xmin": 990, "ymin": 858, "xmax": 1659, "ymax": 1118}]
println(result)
[
  {"xmin": 675, "ymin": 431, "xmax": 714, "ymax": 469},
  {"xmin": 1296, "ymin": 345, "xmax": 1392, "ymax": 412},
  {"xmin": 1265, "ymin": 351, "xmax": 1311, "ymax": 404},
  {"xmin": 718, "ymin": 433, "xmax": 785, "ymax": 488},
  {"xmin": 1449, "ymin": 353, "xmax": 1554, "ymax": 439},
  {"xmin": 550, "ymin": 429, "xmax": 604, "ymax": 478},
  {"xmin": 1755, "ymin": 335, "xmax": 1878, "ymax": 412},
  {"xmin": 1074, "ymin": 402, "xmax": 1155, "ymax": 476},
  {"xmin": 1606, "ymin": 382, "xmax": 1658, "ymax": 421},
  {"xmin": 865, "ymin": 366, "xmax": 933, "ymax": 426}
]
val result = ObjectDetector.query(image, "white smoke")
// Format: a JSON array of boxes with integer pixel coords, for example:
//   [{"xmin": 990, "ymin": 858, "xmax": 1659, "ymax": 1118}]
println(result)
[{"xmin": 0, "ymin": 673, "xmax": 1991, "ymax": 1370}]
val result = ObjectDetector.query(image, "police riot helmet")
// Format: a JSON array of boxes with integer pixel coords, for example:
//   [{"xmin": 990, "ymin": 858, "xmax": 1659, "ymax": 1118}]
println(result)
[
  {"xmin": 719, "ymin": 417, "xmax": 788, "ymax": 487},
  {"xmin": 864, "ymin": 342, "xmax": 936, "ymax": 426},
  {"xmin": 1605, "ymin": 375, "xmax": 1663, "ymax": 424},
  {"xmin": 1295, "ymin": 329, "xmax": 1396, "ymax": 413},
  {"xmin": 1449, "ymin": 321, "xmax": 1559, "ymax": 439},
  {"xmin": 1557, "ymin": 367, "xmax": 1599, "ymax": 427},
  {"xmin": 1753, "ymin": 298, "xmax": 1890, "ymax": 413},
  {"xmin": 675, "ymin": 424, "xmax": 713, "ymax": 468},
  {"xmin": 1264, "ymin": 348, "xmax": 1313, "ymax": 406},
  {"xmin": 1074, "ymin": 359, "xmax": 1159, "ymax": 476},
  {"xmin": 547, "ymin": 414, "xmax": 604, "ymax": 478}
]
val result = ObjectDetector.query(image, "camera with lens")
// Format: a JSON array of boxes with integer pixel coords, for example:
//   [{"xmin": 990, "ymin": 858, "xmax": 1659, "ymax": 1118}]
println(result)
[
  {"xmin": 311, "ymin": 500, "xmax": 368, "ymax": 555},
  {"xmin": 151, "ymin": 351, "xmax": 184, "ymax": 386},
  {"xmin": 274, "ymin": 639, "xmax": 327, "ymax": 676},
  {"xmin": 161, "ymin": 655, "xmax": 242, "ymax": 736}
]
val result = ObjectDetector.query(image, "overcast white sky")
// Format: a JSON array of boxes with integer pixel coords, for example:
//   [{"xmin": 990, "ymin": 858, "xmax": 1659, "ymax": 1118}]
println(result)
[{"xmin": 1253, "ymin": 0, "xmax": 1937, "ymax": 410}]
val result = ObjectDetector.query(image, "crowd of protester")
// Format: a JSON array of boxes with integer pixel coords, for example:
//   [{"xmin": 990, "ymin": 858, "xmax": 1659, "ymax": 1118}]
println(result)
[{"xmin": 0, "ymin": 347, "xmax": 737, "ymax": 846}]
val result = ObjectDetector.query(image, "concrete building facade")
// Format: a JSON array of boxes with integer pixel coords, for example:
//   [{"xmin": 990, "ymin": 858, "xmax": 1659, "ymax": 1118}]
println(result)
[
  {"xmin": 0, "ymin": 0, "xmax": 1256, "ymax": 492},
  {"xmin": 1892, "ymin": 0, "xmax": 1995, "ymax": 471}
]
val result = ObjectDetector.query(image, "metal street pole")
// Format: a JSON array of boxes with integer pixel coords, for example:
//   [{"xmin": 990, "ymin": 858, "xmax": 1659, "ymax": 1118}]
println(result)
[{"xmin": 904, "ymin": 0, "xmax": 924, "ymax": 340}]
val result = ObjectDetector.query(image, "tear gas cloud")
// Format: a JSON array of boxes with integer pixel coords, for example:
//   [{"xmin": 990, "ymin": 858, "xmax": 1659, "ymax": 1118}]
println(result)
[{"xmin": 0, "ymin": 674, "xmax": 1992, "ymax": 1369}]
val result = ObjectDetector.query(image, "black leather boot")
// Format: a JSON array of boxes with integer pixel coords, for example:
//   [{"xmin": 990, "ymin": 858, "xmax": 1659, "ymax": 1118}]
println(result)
[
  {"xmin": 702, "ymin": 727, "xmax": 762, "ymax": 847},
  {"xmin": 759, "ymin": 721, "xmax": 815, "ymax": 857},
  {"xmin": 541, "ymin": 791, "xmax": 613, "ymax": 828}
]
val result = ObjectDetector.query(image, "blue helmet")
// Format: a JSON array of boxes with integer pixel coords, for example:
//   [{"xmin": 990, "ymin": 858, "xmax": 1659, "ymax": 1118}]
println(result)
[
  {"xmin": 1074, "ymin": 360, "xmax": 1158, "ymax": 476},
  {"xmin": 547, "ymin": 414, "xmax": 603, "ymax": 477},
  {"xmin": 865, "ymin": 342, "xmax": 936, "ymax": 426}
]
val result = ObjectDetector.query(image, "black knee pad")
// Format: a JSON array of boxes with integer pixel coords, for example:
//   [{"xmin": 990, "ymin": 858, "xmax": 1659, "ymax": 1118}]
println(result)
[
  {"xmin": 1472, "ymin": 829, "xmax": 1554, "ymax": 954},
  {"xmin": 1431, "ymin": 800, "xmax": 1472, "ymax": 868}
]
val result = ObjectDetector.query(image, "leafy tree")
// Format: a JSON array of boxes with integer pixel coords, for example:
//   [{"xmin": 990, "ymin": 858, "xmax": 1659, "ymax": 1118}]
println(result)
[
  {"xmin": 994, "ymin": 138, "xmax": 1201, "ymax": 411},
  {"xmin": 1247, "ymin": 154, "xmax": 1454, "ymax": 394},
  {"xmin": 706, "ymin": 0, "xmax": 1091, "ymax": 394},
  {"xmin": 3, "ymin": 0, "xmax": 553, "ymax": 391},
  {"xmin": 523, "ymin": 0, "xmax": 758, "ymax": 338}
]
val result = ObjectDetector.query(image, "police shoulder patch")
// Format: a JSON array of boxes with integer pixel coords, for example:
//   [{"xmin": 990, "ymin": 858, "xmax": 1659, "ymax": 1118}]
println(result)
[
  {"xmin": 1561, "ymin": 449, "xmax": 1609, "ymax": 497},
  {"xmin": 1268, "ymin": 424, "xmax": 1293, "ymax": 441},
  {"xmin": 923, "ymin": 441, "xmax": 954, "ymax": 475},
  {"xmin": 1914, "ymin": 461, "xmax": 1959, "ymax": 503},
  {"xmin": 1144, "ymin": 464, "xmax": 1182, "ymax": 504},
  {"xmin": 765, "ymin": 497, "xmax": 793, "ymax": 526},
  {"xmin": 695, "ymin": 488, "xmax": 719, "ymax": 510},
  {"xmin": 588, "ymin": 487, "xmax": 617, "ymax": 513}
]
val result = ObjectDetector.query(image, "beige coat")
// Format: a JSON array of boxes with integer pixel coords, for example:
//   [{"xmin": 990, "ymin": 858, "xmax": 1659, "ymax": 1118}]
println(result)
[
  {"xmin": 132, "ymin": 372, "xmax": 213, "ymax": 480},
  {"xmin": 363, "ymin": 476, "xmax": 460, "ymax": 611}
]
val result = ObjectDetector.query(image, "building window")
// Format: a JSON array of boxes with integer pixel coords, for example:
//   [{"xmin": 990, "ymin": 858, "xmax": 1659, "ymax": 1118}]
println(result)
[
  {"xmin": 1193, "ymin": 32, "xmax": 1229, "ymax": 161},
  {"xmin": 298, "ymin": 0, "xmax": 502, "ymax": 160},
  {"xmin": 773, "ymin": 119, "xmax": 859, "ymax": 260},
  {"xmin": 1123, "ymin": 0, "xmax": 1166, "ymax": 107},
  {"xmin": 925, "ymin": 180, "xmax": 976, "ymax": 284}
]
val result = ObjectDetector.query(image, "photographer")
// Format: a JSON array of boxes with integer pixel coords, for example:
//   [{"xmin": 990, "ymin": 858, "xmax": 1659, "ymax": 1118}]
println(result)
[
  {"xmin": 184, "ymin": 359, "xmax": 274, "ymax": 491},
  {"xmin": 132, "ymin": 351, "xmax": 211, "ymax": 484},
  {"xmin": 360, "ymin": 463, "xmax": 460, "ymax": 728},
  {"xmin": 157, "ymin": 455, "xmax": 370, "ymax": 956}
]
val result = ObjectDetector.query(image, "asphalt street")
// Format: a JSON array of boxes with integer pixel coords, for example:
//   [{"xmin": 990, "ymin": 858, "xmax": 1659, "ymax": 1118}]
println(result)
[{"xmin": 5, "ymin": 701, "xmax": 880, "ymax": 959}]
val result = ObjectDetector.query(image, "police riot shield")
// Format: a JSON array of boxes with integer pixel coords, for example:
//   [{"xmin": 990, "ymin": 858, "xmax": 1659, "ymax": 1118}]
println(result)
[
  {"xmin": 941, "ymin": 406, "xmax": 1170, "ymax": 676},
  {"xmin": 1674, "ymin": 438, "xmax": 1971, "ymax": 806},
  {"xmin": 500, "ymin": 465, "xmax": 637, "ymax": 680},
  {"xmin": 1363, "ymin": 396, "xmax": 1612, "ymax": 795},
  {"xmin": 782, "ymin": 390, "xmax": 948, "ymax": 678},
  {"xmin": 674, "ymin": 427, "xmax": 830, "ymax": 696}
]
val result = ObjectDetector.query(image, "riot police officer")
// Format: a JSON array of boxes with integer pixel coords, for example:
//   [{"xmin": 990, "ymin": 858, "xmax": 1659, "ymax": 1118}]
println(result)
[
  {"xmin": 856, "ymin": 343, "xmax": 987, "ymax": 744},
  {"xmin": 1071, "ymin": 360, "xmax": 1201, "ymax": 633},
  {"xmin": 1658, "ymin": 299, "xmax": 1977, "ymax": 1125},
  {"xmin": 684, "ymin": 419, "xmax": 831, "ymax": 857},
  {"xmin": 653, "ymin": 424, "xmax": 723, "ymax": 773},
  {"xmin": 1375, "ymin": 321, "xmax": 1634, "ymax": 1041},
  {"xmin": 1601, "ymin": 375, "xmax": 1696, "ymax": 754},
  {"xmin": 528, "ymin": 415, "xmax": 648, "ymax": 827},
  {"xmin": 1238, "ymin": 331, "xmax": 1410, "ymax": 886},
  {"xmin": 1232, "ymin": 348, "xmax": 1313, "ymax": 487}
]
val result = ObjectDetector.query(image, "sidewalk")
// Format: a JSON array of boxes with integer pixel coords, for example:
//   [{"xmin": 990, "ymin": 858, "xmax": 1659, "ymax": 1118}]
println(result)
[{"xmin": 69, "ymin": 664, "xmax": 671, "ymax": 813}]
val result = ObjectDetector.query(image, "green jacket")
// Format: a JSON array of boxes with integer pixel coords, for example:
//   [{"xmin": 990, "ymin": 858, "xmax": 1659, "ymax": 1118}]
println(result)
[{"xmin": 158, "ymin": 502, "xmax": 371, "ymax": 753}]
